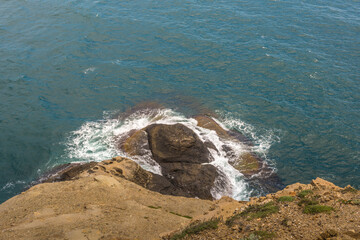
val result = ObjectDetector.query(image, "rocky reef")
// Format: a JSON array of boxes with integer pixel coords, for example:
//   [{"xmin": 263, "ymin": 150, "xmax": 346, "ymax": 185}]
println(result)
[
  {"xmin": 0, "ymin": 157, "xmax": 358, "ymax": 240},
  {"xmin": 116, "ymin": 110, "xmax": 283, "ymax": 199}
]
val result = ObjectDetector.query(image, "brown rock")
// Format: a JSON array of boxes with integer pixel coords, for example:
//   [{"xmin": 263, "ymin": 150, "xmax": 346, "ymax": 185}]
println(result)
[
  {"xmin": 146, "ymin": 123, "xmax": 211, "ymax": 164},
  {"xmin": 121, "ymin": 129, "xmax": 149, "ymax": 156},
  {"xmin": 105, "ymin": 158, "xmax": 152, "ymax": 187},
  {"xmin": 318, "ymin": 229, "xmax": 338, "ymax": 240},
  {"xmin": 194, "ymin": 115, "xmax": 251, "ymax": 144},
  {"xmin": 98, "ymin": 157, "xmax": 192, "ymax": 199},
  {"xmin": 194, "ymin": 116, "xmax": 262, "ymax": 177},
  {"xmin": 39, "ymin": 162, "xmax": 98, "ymax": 183},
  {"xmin": 145, "ymin": 123, "xmax": 219, "ymax": 199},
  {"xmin": 160, "ymin": 162, "xmax": 219, "ymax": 200},
  {"xmin": 194, "ymin": 115, "xmax": 231, "ymax": 140},
  {"xmin": 311, "ymin": 178, "xmax": 341, "ymax": 191}
]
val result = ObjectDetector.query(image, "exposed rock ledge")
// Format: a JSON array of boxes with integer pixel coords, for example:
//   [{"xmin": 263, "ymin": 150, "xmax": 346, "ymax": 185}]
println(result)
[{"xmin": 0, "ymin": 158, "xmax": 359, "ymax": 240}]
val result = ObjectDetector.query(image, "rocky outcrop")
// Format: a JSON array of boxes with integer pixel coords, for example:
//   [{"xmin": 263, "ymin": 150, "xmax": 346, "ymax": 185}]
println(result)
[
  {"xmin": 166, "ymin": 178, "xmax": 360, "ymax": 240},
  {"xmin": 36, "ymin": 162, "xmax": 97, "ymax": 184},
  {"xmin": 194, "ymin": 115, "xmax": 284, "ymax": 193},
  {"xmin": 121, "ymin": 129, "xmax": 150, "ymax": 157},
  {"xmin": 146, "ymin": 123, "xmax": 211, "ymax": 164},
  {"xmin": 117, "ymin": 116, "xmax": 284, "ymax": 197},
  {"xmin": 117, "ymin": 123, "xmax": 220, "ymax": 200},
  {"xmin": 146, "ymin": 123, "xmax": 219, "ymax": 200},
  {"xmin": 194, "ymin": 115, "xmax": 261, "ymax": 176},
  {"xmin": 0, "ymin": 160, "xmax": 358, "ymax": 240},
  {"xmin": 0, "ymin": 157, "xmax": 220, "ymax": 240}
]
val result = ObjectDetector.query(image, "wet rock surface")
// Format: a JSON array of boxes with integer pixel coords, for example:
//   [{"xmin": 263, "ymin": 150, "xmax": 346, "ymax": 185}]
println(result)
[
  {"xmin": 146, "ymin": 123, "xmax": 211, "ymax": 164},
  {"xmin": 194, "ymin": 115, "xmax": 284, "ymax": 193},
  {"xmin": 116, "ymin": 123, "xmax": 221, "ymax": 199},
  {"xmin": 116, "ymin": 115, "xmax": 284, "ymax": 198},
  {"xmin": 145, "ymin": 123, "xmax": 219, "ymax": 199},
  {"xmin": 35, "ymin": 162, "xmax": 97, "ymax": 184}
]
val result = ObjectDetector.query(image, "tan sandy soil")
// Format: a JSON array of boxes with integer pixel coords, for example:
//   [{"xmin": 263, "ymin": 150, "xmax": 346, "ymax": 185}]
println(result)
[{"xmin": 0, "ymin": 157, "xmax": 358, "ymax": 240}]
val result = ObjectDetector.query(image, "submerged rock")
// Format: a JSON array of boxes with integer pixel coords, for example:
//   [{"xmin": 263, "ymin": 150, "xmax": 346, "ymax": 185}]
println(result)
[{"xmin": 231, "ymin": 152, "xmax": 261, "ymax": 177}]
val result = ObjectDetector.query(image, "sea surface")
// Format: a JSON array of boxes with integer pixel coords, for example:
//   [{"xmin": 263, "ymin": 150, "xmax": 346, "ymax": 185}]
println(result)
[{"xmin": 0, "ymin": 0, "xmax": 359, "ymax": 203}]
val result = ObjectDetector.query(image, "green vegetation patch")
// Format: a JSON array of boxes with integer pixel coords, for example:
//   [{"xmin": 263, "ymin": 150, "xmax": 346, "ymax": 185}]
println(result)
[
  {"xmin": 240, "ymin": 231, "xmax": 275, "ymax": 240},
  {"xmin": 340, "ymin": 199, "xmax": 360, "ymax": 205},
  {"xmin": 148, "ymin": 205, "xmax": 161, "ymax": 209},
  {"xmin": 277, "ymin": 196, "xmax": 294, "ymax": 202},
  {"xmin": 225, "ymin": 212, "xmax": 240, "ymax": 226},
  {"xmin": 227, "ymin": 201, "xmax": 279, "ymax": 225},
  {"xmin": 241, "ymin": 202, "xmax": 279, "ymax": 220},
  {"xmin": 297, "ymin": 190, "xmax": 313, "ymax": 198},
  {"xmin": 170, "ymin": 218, "xmax": 220, "ymax": 240},
  {"xmin": 341, "ymin": 187, "xmax": 358, "ymax": 194},
  {"xmin": 298, "ymin": 198, "xmax": 319, "ymax": 206},
  {"xmin": 303, "ymin": 205, "xmax": 334, "ymax": 214},
  {"xmin": 169, "ymin": 211, "xmax": 192, "ymax": 219}
]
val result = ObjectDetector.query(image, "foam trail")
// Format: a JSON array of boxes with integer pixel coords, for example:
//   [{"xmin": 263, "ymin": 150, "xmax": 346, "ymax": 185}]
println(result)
[{"xmin": 64, "ymin": 108, "xmax": 277, "ymax": 200}]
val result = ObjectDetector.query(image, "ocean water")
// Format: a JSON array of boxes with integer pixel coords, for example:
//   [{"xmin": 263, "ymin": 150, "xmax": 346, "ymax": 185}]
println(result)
[{"xmin": 0, "ymin": 0, "xmax": 359, "ymax": 203}]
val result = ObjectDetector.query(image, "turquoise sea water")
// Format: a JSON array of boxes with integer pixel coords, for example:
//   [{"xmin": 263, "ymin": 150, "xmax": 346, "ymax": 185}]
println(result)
[{"xmin": 0, "ymin": 0, "xmax": 359, "ymax": 202}]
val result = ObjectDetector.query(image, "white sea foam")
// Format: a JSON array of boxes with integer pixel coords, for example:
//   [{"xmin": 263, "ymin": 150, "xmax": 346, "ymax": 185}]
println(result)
[
  {"xmin": 83, "ymin": 67, "xmax": 95, "ymax": 74},
  {"xmin": 65, "ymin": 108, "xmax": 278, "ymax": 200},
  {"xmin": 0, "ymin": 180, "xmax": 26, "ymax": 191}
]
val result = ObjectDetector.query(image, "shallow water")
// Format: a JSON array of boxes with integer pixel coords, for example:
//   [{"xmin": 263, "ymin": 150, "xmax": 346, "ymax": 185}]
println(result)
[{"xmin": 0, "ymin": 0, "xmax": 359, "ymax": 202}]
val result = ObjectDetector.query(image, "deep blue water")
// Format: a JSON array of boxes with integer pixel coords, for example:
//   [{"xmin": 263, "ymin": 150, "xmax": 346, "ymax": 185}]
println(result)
[{"xmin": 0, "ymin": 0, "xmax": 359, "ymax": 203}]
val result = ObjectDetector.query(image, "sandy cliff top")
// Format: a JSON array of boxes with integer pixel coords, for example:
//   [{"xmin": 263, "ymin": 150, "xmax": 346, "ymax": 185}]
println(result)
[{"xmin": 0, "ymin": 157, "xmax": 359, "ymax": 240}]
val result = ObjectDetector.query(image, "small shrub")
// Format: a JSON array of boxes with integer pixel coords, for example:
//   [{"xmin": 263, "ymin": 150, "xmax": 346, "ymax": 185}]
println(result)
[
  {"xmin": 278, "ymin": 196, "xmax": 294, "ymax": 202},
  {"xmin": 148, "ymin": 205, "xmax": 161, "ymax": 209},
  {"xmin": 225, "ymin": 213, "xmax": 240, "ymax": 226},
  {"xmin": 170, "ymin": 218, "xmax": 220, "ymax": 240},
  {"xmin": 297, "ymin": 190, "xmax": 313, "ymax": 198},
  {"xmin": 226, "ymin": 202, "xmax": 279, "ymax": 226},
  {"xmin": 169, "ymin": 211, "xmax": 192, "ymax": 219},
  {"xmin": 241, "ymin": 202, "xmax": 279, "ymax": 220},
  {"xmin": 341, "ymin": 187, "xmax": 358, "ymax": 194},
  {"xmin": 303, "ymin": 205, "xmax": 334, "ymax": 214},
  {"xmin": 298, "ymin": 198, "xmax": 319, "ymax": 206}
]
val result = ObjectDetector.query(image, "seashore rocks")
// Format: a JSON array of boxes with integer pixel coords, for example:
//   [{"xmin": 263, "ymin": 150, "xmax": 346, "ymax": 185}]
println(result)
[
  {"xmin": 194, "ymin": 115, "xmax": 261, "ymax": 177},
  {"xmin": 118, "ymin": 123, "xmax": 220, "ymax": 200},
  {"xmin": 118, "ymin": 114, "xmax": 283, "ymax": 197},
  {"xmin": 146, "ymin": 123, "xmax": 210, "ymax": 164},
  {"xmin": 146, "ymin": 123, "xmax": 219, "ymax": 200}
]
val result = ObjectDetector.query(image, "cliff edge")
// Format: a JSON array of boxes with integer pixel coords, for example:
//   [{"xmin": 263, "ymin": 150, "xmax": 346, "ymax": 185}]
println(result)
[{"xmin": 0, "ymin": 157, "xmax": 359, "ymax": 240}]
